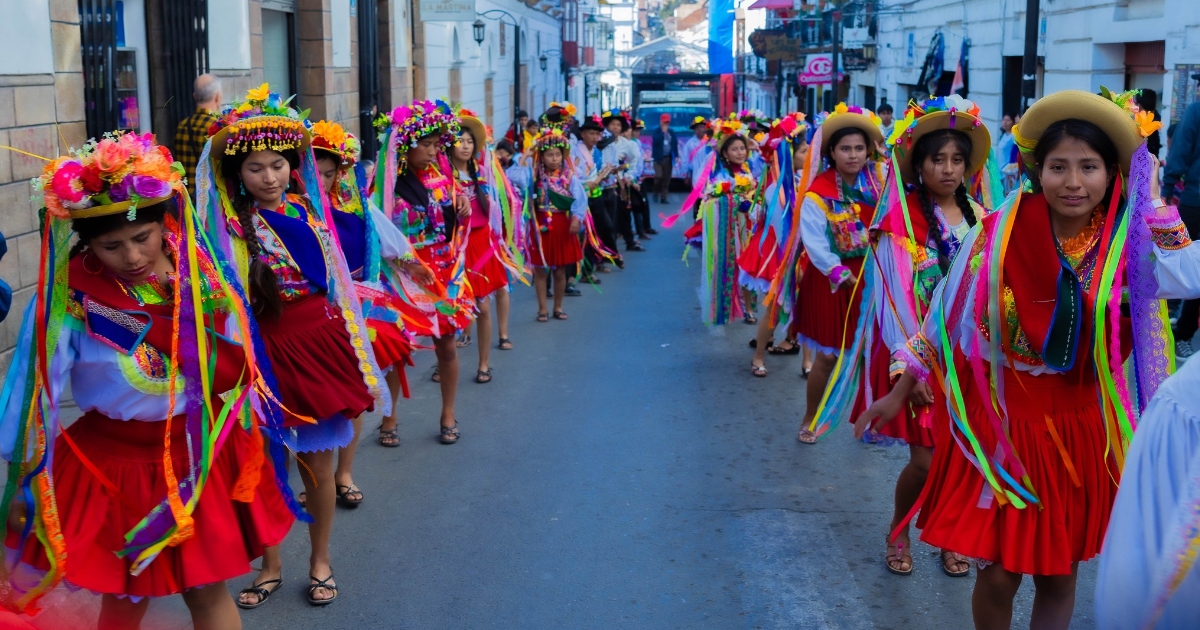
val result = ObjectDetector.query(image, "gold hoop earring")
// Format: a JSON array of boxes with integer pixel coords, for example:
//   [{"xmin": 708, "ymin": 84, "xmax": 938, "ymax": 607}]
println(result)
[{"xmin": 82, "ymin": 251, "xmax": 104, "ymax": 275}]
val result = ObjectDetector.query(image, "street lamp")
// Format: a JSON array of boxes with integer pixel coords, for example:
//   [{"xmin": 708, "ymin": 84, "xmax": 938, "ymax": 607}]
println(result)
[
  {"xmin": 472, "ymin": 19, "xmax": 485, "ymax": 46},
  {"xmin": 475, "ymin": 10, "xmax": 523, "ymax": 133},
  {"xmin": 539, "ymin": 54, "xmax": 547, "ymax": 71}
]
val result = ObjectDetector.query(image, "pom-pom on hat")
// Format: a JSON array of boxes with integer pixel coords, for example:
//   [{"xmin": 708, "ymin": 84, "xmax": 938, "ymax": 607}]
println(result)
[
  {"xmin": 540, "ymin": 101, "xmax": 577, "ymax": 131},
  {"xmin": 690, "ymin": 116, "xmax": 710, "ymax": 130},
  {"xmin": 889, "ymin": 95, "xmax": 991, "ymax": 183},
  {"xmin": 602, "ymin": 110, "xmax": 631, "ymax": 132},
  {"xmin": 819, "ymin": 102, "xmax": 885, "ymax": 146},
  {"xmin": 633, "ymin": 118, "xmax": 646, "ymax": 131},
  {"xmin": 374, "ymin": 99, "xmax": 460, "ymax": 151},
  {"xmin": 311, "ymin": 120, "xmax": 361, "ymax": 168},
  {"xmin": 531, "ymin": 127, "xmax": 573, "ymax": 153},
  {"xmin": 1013, "ymin": 87, "xmax": 1156, "ymax": 176},
  {"xmin": 579, "ymin": 113, "xmax": 605, "ymax": 132},
  {"xmin": 35, "ymin": 131, "xmax": 186, "ymax": 220},
  {"xmin": 207, "ymin": 83, "xmax": 311, "ymax": 159}
]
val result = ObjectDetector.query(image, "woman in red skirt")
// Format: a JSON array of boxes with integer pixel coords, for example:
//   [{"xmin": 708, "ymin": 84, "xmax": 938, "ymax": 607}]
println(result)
[
  {"xmin": 795, "ymin": 105, "xmax": 885, "ymax": 442},
  {"xmin": 451, "ymin": 112, "xmax": 517, "ymax": 383},
  {"xmin": 867, "ymin": 96, "xmax": 992, "ymax": 577},
  {"xmin": 200, "ymin": 85, "xmax": 388, "ymax": 607},
  {"xmin": 527, "ymin": 127, "xmax": 587, "ymax": 321},
  {"xmin": 857, "ymin": 89, "xmax": 1200, "ymax": 628},
  {"xmin": 374, "ymin": 100, "xmax": 476, "ymax": 445},
  {"xmin": 2, "ymin": 133, "xmax": 293, "ymax": 628},
  {"xmin": 313, "ymin": 121, "xmax": 420, "ymax": 461}
]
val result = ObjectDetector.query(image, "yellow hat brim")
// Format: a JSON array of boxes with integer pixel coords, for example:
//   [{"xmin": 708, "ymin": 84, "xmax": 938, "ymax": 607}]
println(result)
[
  {"xmin": 893, "ymin": 111, "xmax": 992, "ymax": 183},
  {"xmin": 208, "ymin": 115, "xmax": 312, "ymax": 167},
  {"xmin": 68, "ymin": 192, "xmax": 177, "ymax": 220},
  {"xmin": 820, "ymin": 112, "xmax": 884, "ymax": 146},
  {"xmin": 1014, "ymin": 90, "xmax": 1142, "ymax": 176}
]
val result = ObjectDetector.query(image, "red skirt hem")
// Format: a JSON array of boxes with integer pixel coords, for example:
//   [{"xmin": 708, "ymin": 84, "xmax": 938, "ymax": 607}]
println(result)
[
  {"xmin": 369, "ymin": 320, "xmax": 412, "ymax": 399},
  {"xmin": 528, "ymin": 212, "xmax": 583, "ymax": 268},
  {"xmin": 795, "ymin": 256, "xmax": 865, "ymax": 353},
  {"xmin": 736, "ymin": 227, "xmax": 780, "ymax": 283},
  {"xmin": 10, "ymin": 413, "xmax": 294, "ymax": 598},
  {"xmin": 465, "ymin": 226, "xmax": 510, "ymax": 297},
  {"xmin": 916, "ymin": 369, "xmax": 1116, "ymax": 575},
  {"xmin": 259, "ymin": 295, "xmax": 374, "ymax": 425}
]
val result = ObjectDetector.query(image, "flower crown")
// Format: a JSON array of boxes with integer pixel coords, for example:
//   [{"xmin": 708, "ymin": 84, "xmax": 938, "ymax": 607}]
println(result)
[
  {"xmin": 34, "ymin": 131, "xmax": 185, "ymax": 220},
  {"xmin": 532, "ymin": 127, "xmax": 573, "ymax": 153},
  {"xmin": 691, "ymin": 116, "xmax": 711, "ymax": 128},
  {"xmin": 888, "ymin": 95, "xmax": 982, "ymax": 147},
  {"xmin": 540, "ymin": 101, "xmax": 577, "ymax": 131},
  {"xmin": 712, "ymin": 115, "xmax": 750, "ymax": 145},
  {"xmin": 1100, "ymin": 86, "xmax": 1163, "ymax": 138},
  {"xmin": 311, "ymin": 120, "xmax": 361, "ymax": 166},
  {"xmin": 769, "ymin": 112, "xmax": 808, "ymax": 144},
  {"xmin": 209, "ymin": 83, "xmax": 310, "ymax": 156},
  {"xmin": 828, "ymin": 102, "xmax": 882, "ymax": 127},
  {"xmin": 375, "ymin": 99, "xmax": 460, "ymax": 150}
]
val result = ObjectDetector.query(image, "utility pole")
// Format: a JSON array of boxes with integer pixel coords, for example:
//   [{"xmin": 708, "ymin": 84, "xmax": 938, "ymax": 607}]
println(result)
[
  {"xmin": 830, "ymin": 7, "xmax": 841, "ymax": 105},
  {"xmin": 514, "ymin": 23, "xmax": 522, "ymax": 119},
  {"xmin": 1021, "ymin": 0, "xmax": 1039, "ymax": 112}
]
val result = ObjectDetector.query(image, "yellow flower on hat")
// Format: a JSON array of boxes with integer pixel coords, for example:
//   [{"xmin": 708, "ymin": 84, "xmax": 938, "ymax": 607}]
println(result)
[
  {"xmin": 834, "ymin": 103, "xmax": 849, "ymax": 115},
  {"xmin": 888, "ymin": 110, "xmax": 916, "ymax": 146},
  {"xmin": 247, "ymin": 83, "xmax": 270, "ymax": 102},
  {"xmin": 312, "ymin": 120, "xmax": 347, "ymax": 147},
  {"xmin": 1135, "ymin": 109, "xmax": 1163, "ymax": 139}
]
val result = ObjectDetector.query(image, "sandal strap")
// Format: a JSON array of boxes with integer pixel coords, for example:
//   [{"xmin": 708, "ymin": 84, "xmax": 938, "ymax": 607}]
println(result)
[{"xmin": 308, "ymin": 575, "xmax": 338, "ymax": 594}]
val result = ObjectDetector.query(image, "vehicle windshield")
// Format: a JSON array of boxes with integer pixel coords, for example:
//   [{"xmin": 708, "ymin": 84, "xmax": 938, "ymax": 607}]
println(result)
[{"xmin": 637, "ymin": 106, "xmax": 714, "ymax": 135}]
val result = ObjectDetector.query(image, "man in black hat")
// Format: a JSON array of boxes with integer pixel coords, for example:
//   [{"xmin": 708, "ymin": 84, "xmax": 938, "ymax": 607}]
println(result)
[
  {"xmin": 601, "ymin": 111, "xmax": 643, "ymax": 254},
  {"xmin": 578, "ymin": 114, "xmax": 618, "ymax": 278}
]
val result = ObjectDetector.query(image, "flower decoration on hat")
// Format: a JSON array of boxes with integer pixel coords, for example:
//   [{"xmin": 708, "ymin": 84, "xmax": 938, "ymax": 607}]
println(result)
[
  {"xmin": 1098, "ymin": 86, "xmax": 1163, "ymax": 138},
  {"xmin": 209, "ymin": 83, "xmax": 310, "ymax": 156},
  {"xmin": 829, "ymin": 102, "xmax": 883, "ymax": 127},
  {"xmin": 34, "ymin": 131, "xmax": 185, "ymax": 220},
  {"xmin": 712, "ymin": 115, "xmax": 749, "ymax": 146},
  {"xmin": 374, "ymin": 99, "xmax": 460, "ymax": 151},
  {"xmin": 531, "ymin": 127, "xmax": 572, "ymax": 153},
  {"xmin": 690, "ymin": 116, "xmax": 711, "ymax": 129},
  {"xmin": 768, "ymin": 112, "xmax": 808, "ymax": 144},
  {"xmin": 889, "ymin": 95, "xmax": 982, "ymax": 149},
  {"xmin": 311, "ymin": 120, "xmax": 361, "ymax": 167}
]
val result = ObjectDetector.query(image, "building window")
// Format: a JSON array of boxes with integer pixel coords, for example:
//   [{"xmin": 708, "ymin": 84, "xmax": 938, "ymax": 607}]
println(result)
[{"xmin": 500, "ymin": 23, "xmax": 506, "ymax": 57}]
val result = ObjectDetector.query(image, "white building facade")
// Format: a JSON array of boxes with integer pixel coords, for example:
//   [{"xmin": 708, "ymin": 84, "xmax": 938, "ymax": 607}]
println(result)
[{"xmin": 863, "ymin": 0, "xmax": 1200, "ymax": 138}]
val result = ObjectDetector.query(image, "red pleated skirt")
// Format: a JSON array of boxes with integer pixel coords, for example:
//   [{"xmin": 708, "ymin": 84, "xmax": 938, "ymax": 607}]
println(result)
[
  {"xmin": 529, "ymin": 212, "xmax": 583, "ymax": 268},
  {"xmin": 795, "ymin": 256, "xmax": 865, "ymax": 354},
  {"xmin": 369, "ymin": 319, "xmax": 413, "ymax": 399},
  {"xmin": 258, "ymin": 294, "xmax": 374, "ymax": 426},
  {"xmin": 916, "ymin": 368, "xmax": 1117, "ymax": 575},
  {"xmin": 465, "ymin": 226, "xmax": 510, "ymax": 298},
  {"xmin": 737, "ymin": 226, "xmax": 780, "ymax": 286},
  {"xmin": 10, "ymin": 412, "xmax": 293, "ymax": 598},
  {"xmin": 863, "ymin": 338, "xmax": 936, "ymax": 448}
]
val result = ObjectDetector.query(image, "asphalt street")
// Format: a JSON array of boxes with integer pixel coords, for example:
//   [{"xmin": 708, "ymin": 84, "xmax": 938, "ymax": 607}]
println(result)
[{"xmin": 32, "ymin": 194, "xmax": 1098, "ymax": 629}]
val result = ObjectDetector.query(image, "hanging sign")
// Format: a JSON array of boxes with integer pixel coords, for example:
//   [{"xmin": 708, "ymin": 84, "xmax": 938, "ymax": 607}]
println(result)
[
  {"xmin": 420, "ymin": 0, "xmax": 476, "ymax": 22},
  {"xmin": 798, "ymin": 54, "xmax": 844, "ymax": 85}
]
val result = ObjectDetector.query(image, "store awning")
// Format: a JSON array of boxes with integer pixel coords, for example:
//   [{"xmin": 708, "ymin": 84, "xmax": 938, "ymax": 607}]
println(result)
[{"xmin": 747, "ymin": 0, "xmax": 795, "ymax": 10}]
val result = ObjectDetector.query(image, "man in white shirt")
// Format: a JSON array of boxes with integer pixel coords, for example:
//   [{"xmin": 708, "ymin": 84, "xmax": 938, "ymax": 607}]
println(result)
[{"xmin": 679, "ymin": 117, "xmax": 710, "ymax": 184}]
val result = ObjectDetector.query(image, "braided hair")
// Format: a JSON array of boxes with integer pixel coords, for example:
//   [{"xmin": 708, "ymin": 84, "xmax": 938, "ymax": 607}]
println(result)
[
  {"xmin": 909, "ymin": 129, "xmax": 978, "ymax": 274},
  {"xmin": 220, "ymin": 148, "xmax": 301, "ymax": 321}
]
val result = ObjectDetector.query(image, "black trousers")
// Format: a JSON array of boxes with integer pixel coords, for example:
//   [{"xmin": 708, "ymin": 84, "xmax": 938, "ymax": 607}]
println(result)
[
  {"xmin": 614, "ymin": 187, "xmax": 637, "ymax": 248},
  {"xmin": 1176, "ymin": 204, "xmax": 1200, "ymax": 341},
  {"xmin": 587, "ymin": 193, "xmax": 617, "ymax": 264},
  {"xmin": 630, "ymin": 184, "xmax": 651, "ymax": 235}
]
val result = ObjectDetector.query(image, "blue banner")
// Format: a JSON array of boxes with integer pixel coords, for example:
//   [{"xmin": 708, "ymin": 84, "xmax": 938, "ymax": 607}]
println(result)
[{"xmin": 708, "ymin": 0, "xmax": 733, "ymax": 74}]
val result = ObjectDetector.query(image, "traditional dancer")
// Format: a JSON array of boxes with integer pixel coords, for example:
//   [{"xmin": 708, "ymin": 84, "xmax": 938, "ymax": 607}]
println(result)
[
  {"xmin": 794, "ymin": 104, "xmax": 886, "ymax": 443},
  {"xmin": 745, "ymin": 113, "xmax": 808, "ymax": 376},
  {"xmin": 527, "ymin": 127, "xmax": 588, "ymax": 321},
  {"xmin": 373, "ymin": 100, "xmax": 476, "ymax": 445},
  {"xmin": 1, "ymin": 132, "xmax": 293, "ymax": 628},
  {"xmin": 450, "ymin": 110, "xmax": 524, "ymax": 384},
  {"xmin": 197, "ymin": 84, "xmax": 387, "ymax": 607},
  {"xmin": 856, "ymin": 89, "xmax": 1197, "ymax": 630},
  {"xmin": 688, "ymin": 116, "xmax": 763, "ymax": 326},
  {"xmin": 311, "ymin": 121, "xmax": 422, "ymax": 450},
  {"xmin": 865, "ymin": 96, "xmax": 994, "ymax": 577}
]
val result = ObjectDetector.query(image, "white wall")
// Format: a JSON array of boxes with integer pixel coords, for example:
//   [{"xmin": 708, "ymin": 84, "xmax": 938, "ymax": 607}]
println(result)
[
  {"xmin": 0, "ymin": 0, "xmax": 54, "ymax": 75},
  {"xmin": 393, "ymin": 0, "xmax": 410, "ymax": 67},
  {"xmin": 209, "ymin": 0, "xmax": 252, "ymax": 71},
  {"xmin": 332, "ymin": 0, "xmax": 351, "ymax": 68}
]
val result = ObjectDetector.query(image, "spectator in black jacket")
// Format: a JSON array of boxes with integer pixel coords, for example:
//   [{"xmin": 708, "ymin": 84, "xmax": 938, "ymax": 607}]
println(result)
[
  {"xmin": 1164, "ymin": 83, "xmax": 1200, "ymax": 356},
  {"xmin": 650, "ymin": 114, "xmax": 679, "ymax": 203}
]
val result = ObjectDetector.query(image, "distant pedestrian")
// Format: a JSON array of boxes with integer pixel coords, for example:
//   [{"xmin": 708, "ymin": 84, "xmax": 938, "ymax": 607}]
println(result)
[
  {"xmin": 996, "ymin": 113, "xmax": 1020, "ymax": 193},
  {"xmin": 173, "ymin": 74, "xmax": 221, "ymax": 193},
  {"xmin": 1136, "ymin": 89, "xmax": 1163, "ymax": 158},
  {"xmin": 651, "ymin": 114, "xmax": 679, "ymax": 203},
  {"xmin": 877, "ymin": 103, "xmax": 895, "ymax": 140},
  {"xmin": 1164, "ymin": 91, "xmax": 1200, "ymax": 357}
]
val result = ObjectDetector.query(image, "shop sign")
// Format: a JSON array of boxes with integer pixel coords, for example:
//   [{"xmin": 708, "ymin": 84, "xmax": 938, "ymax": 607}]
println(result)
[
  {"xmin": 420, "ymin": 0, "xmax": 476, "ymax": 22},
  {"xmin": 748, "ymin": 29, "xmax": 804, "ymax": 62},
  {"xmin": 798, "ymin": 54, "xmax": 844, "ymax": 85}
]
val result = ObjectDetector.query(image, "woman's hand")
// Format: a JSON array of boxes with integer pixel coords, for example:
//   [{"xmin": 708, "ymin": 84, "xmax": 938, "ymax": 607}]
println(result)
[
  {"xmin": 569, "ymin": 217, "xmax": 582, "ymax": 234},
  {"xmin": 454, "ymin": 194, "xmax": 471, "ymax": 218},
  {"xmin": 402, "ymin": 261, "xmax": 435, "ymax": 285},
  {"xmin": 853, "ymin": 391, "xmax": 905, "ymax": 440},
  {"xmin": 909, "ymin": 381, "xmax": 935, "ymax": 407}
]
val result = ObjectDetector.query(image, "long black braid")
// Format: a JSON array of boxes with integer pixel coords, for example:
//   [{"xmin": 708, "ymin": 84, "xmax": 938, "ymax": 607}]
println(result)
[{"xmin": 909, "ymin": 129, "xmax": 978, "ymax": 274}]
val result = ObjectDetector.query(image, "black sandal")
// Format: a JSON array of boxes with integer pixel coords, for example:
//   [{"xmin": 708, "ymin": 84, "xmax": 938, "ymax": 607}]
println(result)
[
  {"xmin": 237, "ymin": 576, "xmax": 282, "ymax": 610},
  {"xmin": 335, "ymin": 484, "xmax": 363, "ymax": 509},
  {"xmin": 552, "ymin": 310, "xmax": 568, "ymax": 320},
  {"xmin": 768, "ymin": 341, "xmax": 801, "ymax": 355},
  {"xmin": 536, "ymin": 312, "xmax": 549, "ymax": 322},
  {"xmin": 455, "ymin": 333, "xmax": 473, "ymax": 348},
  {"xmin": 378, "ymin": 426, "xmax": 400, "ymax": 447},
  {"xmin": 743, "ymin": 313, "xmax": 758, "ymax": 325},
  {"xmin": 307, "ymin": 574, "xmax": 338, "ymax": 606},
  {"xmin": 439, "ymin": 422, "xmax": 460, "ymax": 445},
  {"xmin": 498, "ymin": 337, "xmax": 513, "ymax": 350},
  {"xmin": 475, "ymin": 368, "xmax": 493, "ymax": 384},
  {"xmin": 431, "ymin": 366, "xmax": 441, "ymax": 383},
  {"xmin": 297, "ymin": 492, "xmax": 306, "ymax": 509}
]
